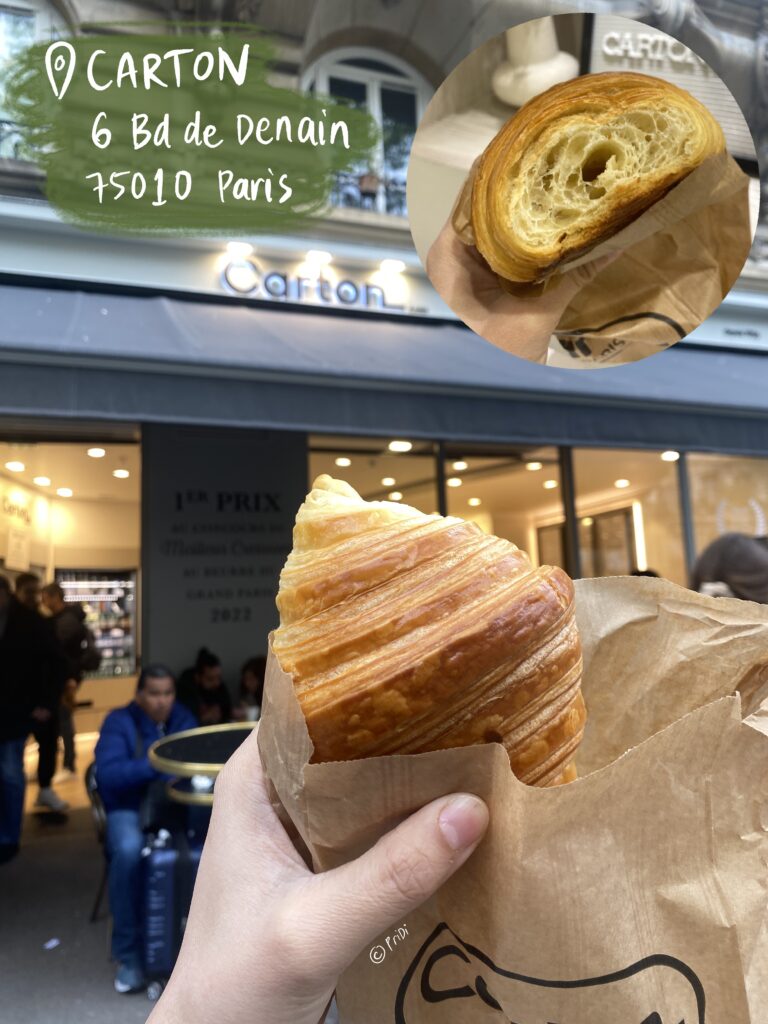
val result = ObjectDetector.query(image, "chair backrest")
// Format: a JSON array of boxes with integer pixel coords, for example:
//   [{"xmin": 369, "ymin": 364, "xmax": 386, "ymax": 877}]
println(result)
[{"xmin": 84, "ymin": 761, "xmax": 107, "ymax": 846}]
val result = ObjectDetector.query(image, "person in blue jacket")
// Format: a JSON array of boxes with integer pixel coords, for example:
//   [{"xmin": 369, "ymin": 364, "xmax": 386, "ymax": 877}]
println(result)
[{"xmin": 95, "ymin": 663, "xmax": 196, "ymax": 995}]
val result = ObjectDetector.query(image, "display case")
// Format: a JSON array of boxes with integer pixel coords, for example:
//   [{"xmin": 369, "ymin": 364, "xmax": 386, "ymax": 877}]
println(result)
[{"xmin": 55, "ymin": 568, "xmax": 137, "ymax": 677}]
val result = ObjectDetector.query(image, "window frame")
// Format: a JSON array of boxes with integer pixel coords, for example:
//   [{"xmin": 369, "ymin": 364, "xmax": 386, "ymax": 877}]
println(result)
[{"xmin": 302, "ymin": 46, "xmax": 433, "ymax": 217}]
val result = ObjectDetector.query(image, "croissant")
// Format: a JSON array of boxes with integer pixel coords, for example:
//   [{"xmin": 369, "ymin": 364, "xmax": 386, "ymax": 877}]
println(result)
[
  {"xmin": 471, "ymin": 71, "xmax": 726, "ymax": 284},
  {"xmin": 273, "ymin": 475, "xmax": 585, "ymax": 787}
]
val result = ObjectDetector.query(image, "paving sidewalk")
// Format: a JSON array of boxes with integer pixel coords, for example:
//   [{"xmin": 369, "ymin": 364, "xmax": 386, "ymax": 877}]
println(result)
[{"xmin": 0, "ymin": 804, "xmax": 153, "ymax": 1024}]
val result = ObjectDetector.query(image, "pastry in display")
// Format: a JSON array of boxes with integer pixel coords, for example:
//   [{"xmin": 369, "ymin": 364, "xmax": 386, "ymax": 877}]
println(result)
[
  {"xmin": 470, "ymin": 71, "xmax": 726, "ymax": 284},
  {"xmin": 274, "ymin": 475, "xmax": 585, "ymax": 786}
]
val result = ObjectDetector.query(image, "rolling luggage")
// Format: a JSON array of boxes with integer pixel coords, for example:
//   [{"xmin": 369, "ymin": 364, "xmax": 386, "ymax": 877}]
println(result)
[{"xmin": 141, "ymin": 828, "xmax": 203, "ymax": 998}]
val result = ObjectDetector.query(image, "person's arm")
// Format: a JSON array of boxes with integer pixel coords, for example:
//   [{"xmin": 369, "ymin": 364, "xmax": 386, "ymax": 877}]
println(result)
[
  {"xmin": 95, "ymin": 716, "xmax": 157, "ymax": 793},
  {"xmin": 147, "ymin": 722, "xmax": 489, "ymax": 1024}
]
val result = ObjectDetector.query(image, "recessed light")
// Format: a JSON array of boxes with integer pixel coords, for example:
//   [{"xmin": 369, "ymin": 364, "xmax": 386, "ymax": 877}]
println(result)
[
  {"xmin": 543, "ymin": 479, "xmax": 558, "ymax": 490},
  {"xmin": 226, "ymin": 241, "xmax": 253, "ymax": 258},
  {"xmin": 581, "ymin": 516, "xmax": 594, "ymax": 526},
  {"xmin": 379, "ymin": 258, "xmax": 405, "ymax": 274},
  {"xmin": 526, "ymin": 461, "xmax": 543, "ymax": 472},
  {"xmin": 661, "ymin": 450, "xmax": 680, "ymax": 462},
  {"xmin": 388, "ymin": 491, "xmax": 403, "ymax": 501},
  {"xmin": 56, "ymin": 487, "xmax": 73, "ymax": 498},
  {"xmin": 614, "ymin": 478, "xmax": 630, "ymax": 489},
  {"xmin": 468, "ymin": 497, "xmax": 482, "ymax": 507},
  {"xmin": 452, "ymin": 461, "xmax": 468, "ymax": 471},
  {"xmin": 335, "ymin": 456, "xmax": 351, "ymax": 468},
  {"xmin": 447, "ymin": 477, "xmax": 462, "ymax": 488},
  {"xmin": 87, "ymin": 447, "xmax": 106, "ymax": 459},
  {"xmin": 33, "ymin": 476, "xmax": 51, "ymax": 487},
  {"xmin": 388, "ymin": 440, "xmax": 412, "ymax": 453},
  {"xmin": 306, "ymin": 249, "xmax": 332, "ymax": 265},
  {"xmin": 5, "ymin": 461, "xmax": 24, "ymax": 472},
  {"xmin": 381, "ymin": 477, "xmax": 396, "ymax": 487},
  {"xmin": 113, "ymin": 469, "xmax": 130, "ymax": 479}
]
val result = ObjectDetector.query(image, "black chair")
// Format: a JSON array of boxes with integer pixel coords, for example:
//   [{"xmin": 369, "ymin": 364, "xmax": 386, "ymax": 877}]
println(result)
[{"xmin": 84, "ymin": 762, "xmax": 109, "ymax": 923}]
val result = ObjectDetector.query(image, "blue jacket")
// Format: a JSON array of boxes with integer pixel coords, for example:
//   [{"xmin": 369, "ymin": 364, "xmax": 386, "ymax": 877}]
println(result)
[{"xmin": 94, "ymin": 700, "xmax": 197, "ymax": 813}]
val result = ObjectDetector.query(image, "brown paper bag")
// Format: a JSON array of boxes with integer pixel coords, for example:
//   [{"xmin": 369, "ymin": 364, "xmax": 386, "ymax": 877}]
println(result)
[
  {"xmin": 259, "ymin": 576, "xmax": 768, "ymax": 1023},
  {"xmin": 451, "ymin": 151, "xmax": 752, "ymax": 367}
]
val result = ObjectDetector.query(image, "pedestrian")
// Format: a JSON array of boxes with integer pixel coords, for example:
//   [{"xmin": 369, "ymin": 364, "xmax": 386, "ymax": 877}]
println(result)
[
  {"xmin": 41, "ymin": 581, "xmax": 101, "ymax": 779},
  {"xmin": 0, "ymin": 574, "xmax": 69, "ymax": 862},
  {"xmin": 176, "ymin": 647, "xmax": 232, "ymax": 725},
  {"xmin": 94, "ymin": 664, "xmax": 196, "ymax": 993},
  {"xmin": 232, "ymin": 655, "xmax": 266, "ymax": 722},
  {"xmin": 14, "ymin": 574, "xmax": 70, "ymax": 812},
  {"xmin": 692, "ymin": 532, "xmax": 768, "ymax": 603}
]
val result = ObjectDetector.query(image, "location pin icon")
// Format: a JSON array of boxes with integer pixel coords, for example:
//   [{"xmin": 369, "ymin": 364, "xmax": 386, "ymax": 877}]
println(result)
[{"xmin": 45, "ymin": 41, "xmax": 76, "ymax": 100}]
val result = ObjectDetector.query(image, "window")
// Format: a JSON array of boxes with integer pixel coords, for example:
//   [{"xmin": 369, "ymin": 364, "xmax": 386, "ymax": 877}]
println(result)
[
  {"xmin": 303, "ymin": 49, "xmax": 432, "ymax": 217},
  {"xmin": 0, "ymin": 5, "xmax": 35, "ymax": 158}
]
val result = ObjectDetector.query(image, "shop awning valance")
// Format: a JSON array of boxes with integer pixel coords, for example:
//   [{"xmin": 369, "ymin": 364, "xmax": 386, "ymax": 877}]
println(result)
[{"xmin": 0, "ymin": 280, "xmax": 766, "ymax": 454}]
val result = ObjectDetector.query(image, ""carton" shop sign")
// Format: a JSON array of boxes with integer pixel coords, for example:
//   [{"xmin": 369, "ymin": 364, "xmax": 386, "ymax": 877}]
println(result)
[{"xmin": 222, "ymin": 258, "xmax": 404, "ymax": 311}]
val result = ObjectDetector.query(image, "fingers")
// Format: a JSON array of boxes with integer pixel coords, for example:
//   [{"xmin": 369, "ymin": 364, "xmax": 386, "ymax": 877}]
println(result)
[
  {"xmin": 211, "ymin": 724, "xmax": 309, "ymax": 874},
  {"xmin": 289, "ymin": 793, "xmax": 489, "ymax": 978}
]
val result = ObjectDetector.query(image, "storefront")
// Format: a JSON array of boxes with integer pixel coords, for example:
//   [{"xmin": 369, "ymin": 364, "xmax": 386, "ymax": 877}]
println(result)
[{"xmin": 2, "ymin": 269, "xmax": 768, "ymax": 721}]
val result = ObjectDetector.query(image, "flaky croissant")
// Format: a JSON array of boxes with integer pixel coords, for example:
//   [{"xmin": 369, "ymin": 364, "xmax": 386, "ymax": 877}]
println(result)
[
  {"xmin": 471, "ymin": 71, "xmax": 725, "ymax": 284},
  {"xmin": 274, "ymin": 476, "xmax": 585, "ymax": 786}
]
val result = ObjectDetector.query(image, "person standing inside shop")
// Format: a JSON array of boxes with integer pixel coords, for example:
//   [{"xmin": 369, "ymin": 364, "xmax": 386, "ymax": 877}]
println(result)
[
  {"xmin": 14, "ymin": 573, "xmax": 70, "ymax": 813},
  {"xmin": 0, "ymin": 574, "xmax": 69, "ymax": 863},
  {"xmin": 176, "ymin": 647, "xmax": 232, "ymax": 725},
  {"xmin": 41, "ymin": 581, "xmax": 100, "ymax": 780},
  {"xmin": 94, "ymin": 664, "xmax": 196, "ymax": 994}
]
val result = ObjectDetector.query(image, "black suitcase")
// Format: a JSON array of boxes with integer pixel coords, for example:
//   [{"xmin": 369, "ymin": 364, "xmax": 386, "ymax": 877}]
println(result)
[{"xmin": 141, "ymin": 828, "xmax": 203, "ymax": 998}]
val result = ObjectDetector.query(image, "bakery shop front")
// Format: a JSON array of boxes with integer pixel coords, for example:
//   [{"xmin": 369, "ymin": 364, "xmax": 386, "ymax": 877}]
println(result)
[{"xmin": 1, "ymin": 269, "xmax": 768, "ymax": 694}]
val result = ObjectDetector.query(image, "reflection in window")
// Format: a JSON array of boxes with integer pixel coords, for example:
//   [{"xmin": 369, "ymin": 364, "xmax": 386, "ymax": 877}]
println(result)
[
  {"xmin": 688, "ymin": 453, "xmax": 768, "ymax": 554},
  {"xmin": 573, "ymin": 448, "xmax": 686, "ymax": 584},
  {"xmin": 304, "ymin": 51, "xmax": 431, "ymax": 217},
  {"xmin": 0, "ymin": 6, "xmax": 34, "ymax": 159},
  {"xmin": 442, "ymin": 446, "xmax": 564, "ymax": 569},
  {"xmin": 308, "ymin": 435, "xmax": 437, "ymax": 515}
]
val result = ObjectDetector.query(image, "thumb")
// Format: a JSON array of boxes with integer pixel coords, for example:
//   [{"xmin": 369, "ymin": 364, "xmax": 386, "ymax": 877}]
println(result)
[{"xmin": 304, "ymin": 793, "xmax": 489, "ymax": 974}]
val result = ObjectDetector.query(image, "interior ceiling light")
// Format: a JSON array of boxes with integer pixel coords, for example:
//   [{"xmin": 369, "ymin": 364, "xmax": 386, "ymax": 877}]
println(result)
[
  {"xmin": 87, "ymin": 447, "xmax": 106, "ymax": 458},
  {"xmin": 614, "ymin": 478, "xmax": 630, "ymax": 489},
  {"xmin": 4, "ymin": 461, "xmax": 24, "ymax": 472},
  {"xmin": 334, "ymin": 457, "xmax": 351, "ymax": 467},
  {"xmin": 446, "ymin": 477, "xmax": 462, "ymax": 488},
  {"xmin": 381, "ymin": 476, "xmax": 396, "ymax": 486},
  {"xmin": 661, "ymin": 450, "xmax": 680, "ymax": 462},
  {"xmin": 56, "ymin": 487, "xmax": 73, "ymax": 498},
  {"xmin": 526, "ymin": 461, "xmax": 543, "ymax": 471},
  {"xmin": 388, "ymin": 440, "xmax": 412, "ymax": 453},
  {"xmin": 379, "ymin": 258, "xmax": 405, "ymax": 274},
  {"xmin": 452, "ymin": 460, "xmax": 468, "ymax": 471},
  {"xmin": 388, "ymin": 491, "xmax": 403, "ymax": 501},
  {"xmin": 468, "ymin": 497, "xmax": 482, "ymax": 507},
  {"xmin": 543, "ymin": 479, "xmax": 558, "ymax": 490},
  {"xmin": 226, "ymin": 241, "xmax": 254, "ymax": 258},
  {"xmin": 113, "ymin": 469, "xmax": 130, "ymax": 479},
  {"xmin": 33, "ymin": 476, "xmax": 51, "ymax": 487},
  {"xmin": 581, "ymin": 516, "xmax": 594, "ymax": 526}
]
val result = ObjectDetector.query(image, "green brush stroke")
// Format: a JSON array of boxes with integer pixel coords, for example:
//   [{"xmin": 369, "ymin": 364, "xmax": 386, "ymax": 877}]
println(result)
[{"xmin": 3, "ymin": 23, "xmax": 380, "ymax": 235}]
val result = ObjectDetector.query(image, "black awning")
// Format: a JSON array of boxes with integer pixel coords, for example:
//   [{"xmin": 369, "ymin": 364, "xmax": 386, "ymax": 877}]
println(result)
[{"xmin": 0, "ymin": 281, "xmax": 766, "ymax": 453}]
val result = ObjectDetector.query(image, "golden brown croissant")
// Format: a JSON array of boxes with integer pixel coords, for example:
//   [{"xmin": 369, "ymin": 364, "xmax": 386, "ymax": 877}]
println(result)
[
  {"xmin": 274, "ymin": 475, "xmax": 585, "ymax": 786},
  {"xmin": 471, "ymin": 71, "xmax": 726, "ymax": 284}
]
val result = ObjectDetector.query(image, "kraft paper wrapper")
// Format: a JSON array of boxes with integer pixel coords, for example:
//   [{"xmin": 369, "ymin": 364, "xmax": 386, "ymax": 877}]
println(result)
[
  {"xmin": 450, "ymin": 150, "xmax": 752, "ymax": 367},
  {"xmin": 259, "ymin": 576, "xmax": 768, "ymax": 1023}
]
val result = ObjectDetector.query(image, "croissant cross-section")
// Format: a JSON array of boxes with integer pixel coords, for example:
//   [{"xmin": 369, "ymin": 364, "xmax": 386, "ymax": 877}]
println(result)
[
  {"xmin": 471, "ymin": 72, "xmax": 726, "ymax": 283},
  {"xmin": 274, "ymin": 475, "xmax": 585, "ymax": 786}
]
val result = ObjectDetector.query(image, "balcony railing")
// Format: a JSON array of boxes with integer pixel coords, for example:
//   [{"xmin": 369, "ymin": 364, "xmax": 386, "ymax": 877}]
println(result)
[
  {"xmin": 0, "ymin": 119, "xmax": 24, "ymax": 160},
  {"xmin": 330, "ymin": 169, "xmax": 407, "ymax": 218}
]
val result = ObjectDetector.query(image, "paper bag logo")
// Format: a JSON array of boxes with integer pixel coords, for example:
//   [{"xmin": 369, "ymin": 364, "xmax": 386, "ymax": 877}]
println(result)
[{"xmin": 394, "ymin": 923, "xmax": 705, "ymax": 1024}]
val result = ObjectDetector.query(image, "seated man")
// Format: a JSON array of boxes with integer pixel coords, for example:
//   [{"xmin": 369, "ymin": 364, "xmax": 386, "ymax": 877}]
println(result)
[{"xmin": 94, "ymin": 664, "xmax": 196, "ymax": 994}]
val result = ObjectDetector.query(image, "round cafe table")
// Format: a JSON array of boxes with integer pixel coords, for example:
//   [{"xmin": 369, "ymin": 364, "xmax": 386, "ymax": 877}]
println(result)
[{"xmin": 148, "ymin": 722, "xmax": 257, "ymax": 805}]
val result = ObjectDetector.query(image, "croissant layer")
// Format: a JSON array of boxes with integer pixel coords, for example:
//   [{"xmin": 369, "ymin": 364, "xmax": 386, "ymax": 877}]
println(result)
[
  {"xmin": 274, "ymin": 475, "xmax": 585, "ymax": 786},
  {"xmin": 471, "ymin": 71, "xmax": 725, "ymax": 283}
]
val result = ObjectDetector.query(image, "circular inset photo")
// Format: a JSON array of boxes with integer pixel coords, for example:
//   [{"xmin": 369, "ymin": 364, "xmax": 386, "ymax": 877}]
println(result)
[{"xmin": 407, "ymin": 14, "xmax": 759, "ymax": 369}]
